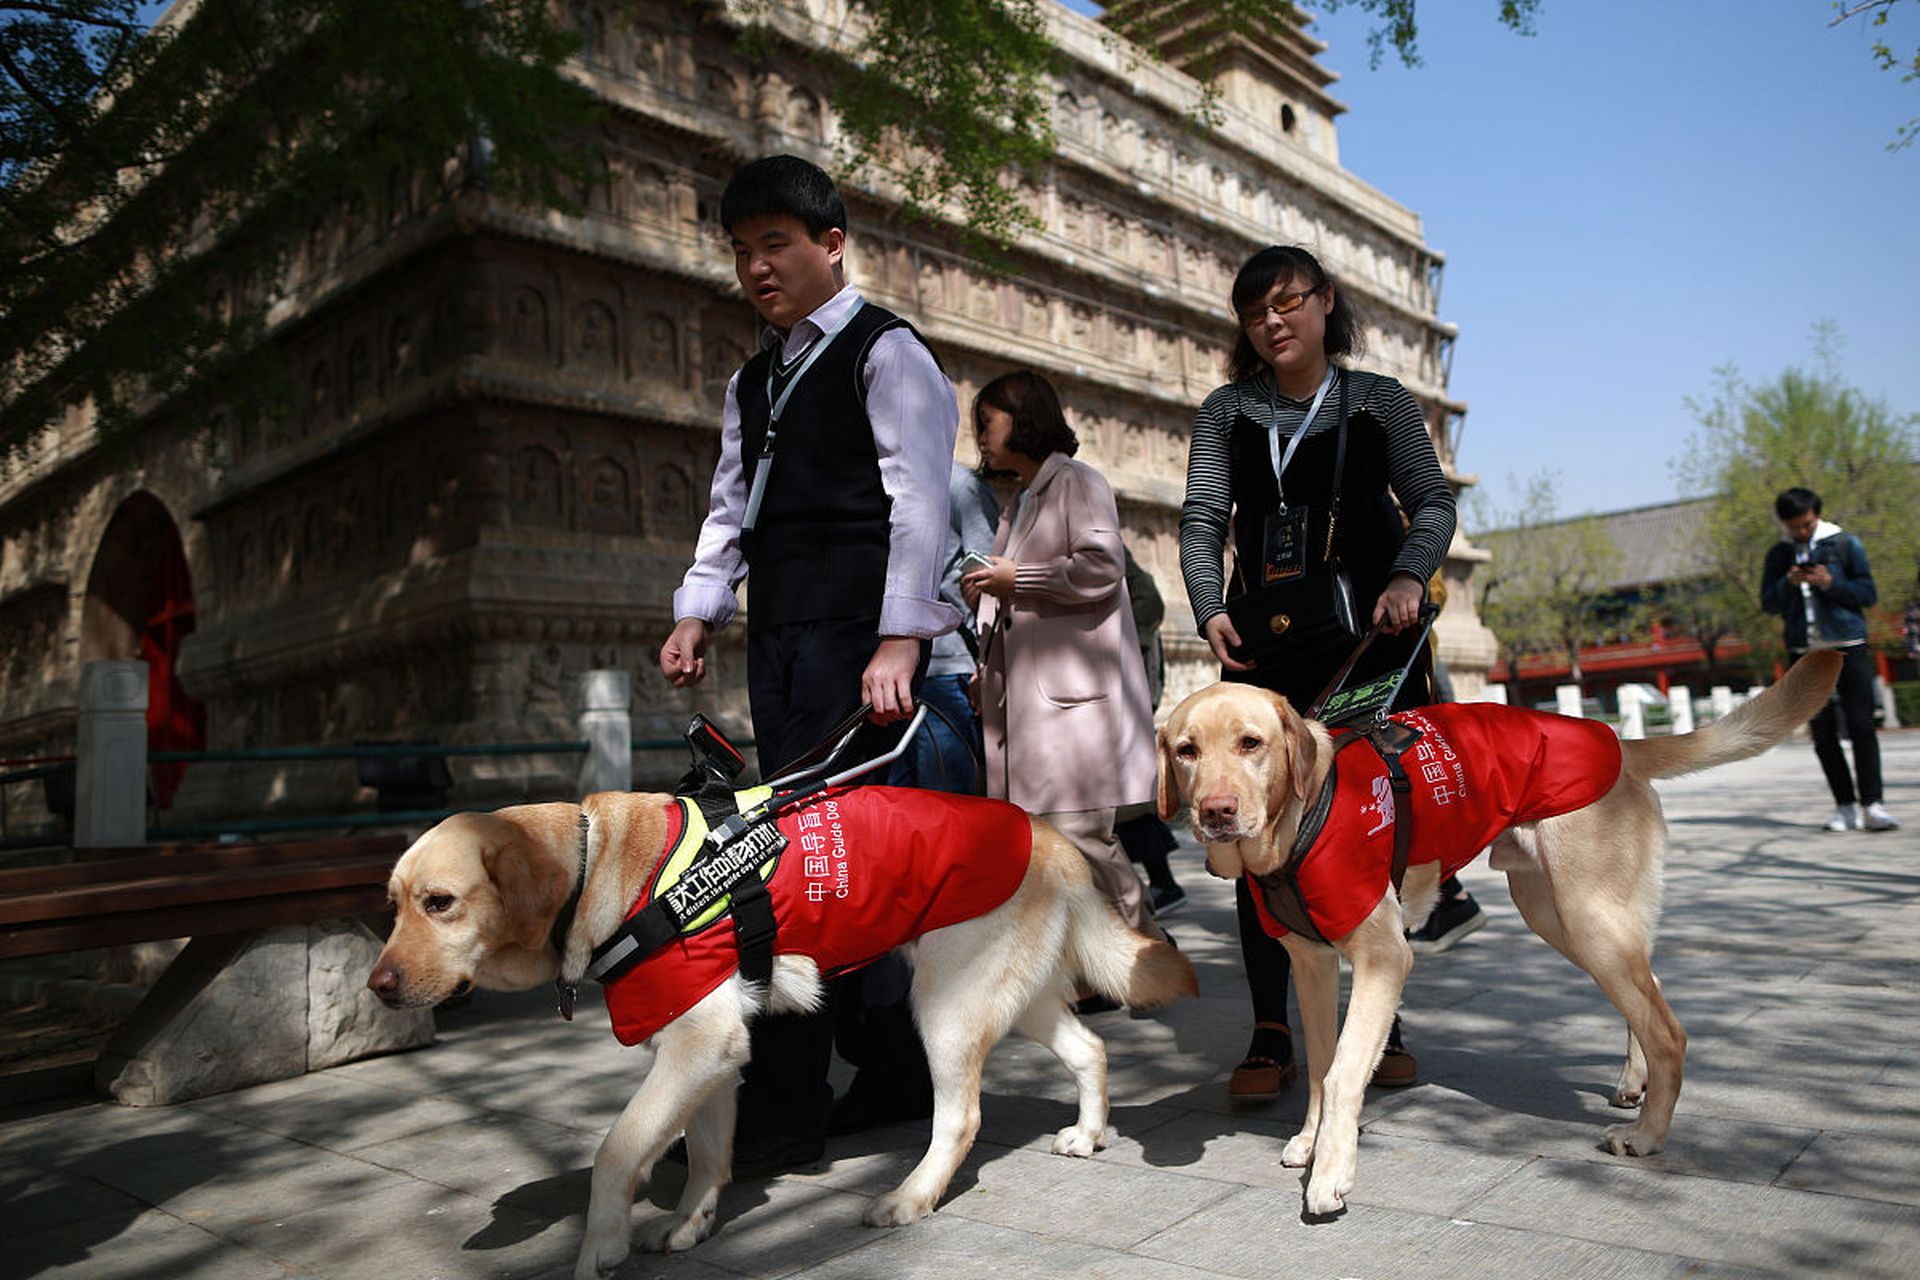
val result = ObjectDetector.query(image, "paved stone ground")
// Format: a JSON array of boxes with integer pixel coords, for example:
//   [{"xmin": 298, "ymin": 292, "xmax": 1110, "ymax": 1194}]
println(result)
[{"xmin": 4, "ymin": 731, "xmax": 1917, "ymax": 1280}]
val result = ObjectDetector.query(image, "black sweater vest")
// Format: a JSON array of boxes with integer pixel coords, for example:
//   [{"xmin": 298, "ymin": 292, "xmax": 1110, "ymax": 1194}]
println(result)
[{"xmin": 735, "ymin": 303, "xmax": 923, "ymax": 630}]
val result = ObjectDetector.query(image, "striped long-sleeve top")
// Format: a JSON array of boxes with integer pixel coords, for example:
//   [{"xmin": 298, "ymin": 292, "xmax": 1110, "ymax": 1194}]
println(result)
[{"xmin": 1178, "ymin": 367, "xmax": 1456, "ymax": 635}]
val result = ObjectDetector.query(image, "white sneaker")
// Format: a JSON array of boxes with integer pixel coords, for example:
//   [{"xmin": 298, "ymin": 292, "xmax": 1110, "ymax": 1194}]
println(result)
[
  {"xmin": 1824, "ymin": 806, "xmax": 1861, "ymax": 832},
  {"xmin": 1863, "ymin": 802, "xmax": 1900, "ymax": 832}
]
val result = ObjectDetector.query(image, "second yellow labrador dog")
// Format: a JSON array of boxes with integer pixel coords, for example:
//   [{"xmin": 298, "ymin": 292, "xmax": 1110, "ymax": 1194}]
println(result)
[
  {"xmin": 367, "ymin": 789, "xmax": 1195, "ymax": 1277},
  {"xmin": 1156, "ymin": 650, "xmax": 1841, "ymax": 1217}
]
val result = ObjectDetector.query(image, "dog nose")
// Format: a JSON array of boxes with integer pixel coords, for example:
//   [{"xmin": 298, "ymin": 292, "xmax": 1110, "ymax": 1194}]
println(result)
[
  {"xmin": 368, "ymin": 963, "xmax": 401, "ymax": 996},
  {"xmin": 1199, "ymin": 794, "xmax": 1238, "ymax": 822}
]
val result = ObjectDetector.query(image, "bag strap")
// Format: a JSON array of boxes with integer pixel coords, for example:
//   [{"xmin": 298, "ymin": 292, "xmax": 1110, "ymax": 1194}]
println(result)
[{"xmin": 1324, "ymin": 370, "xmax": 1350, "ymax": 561}]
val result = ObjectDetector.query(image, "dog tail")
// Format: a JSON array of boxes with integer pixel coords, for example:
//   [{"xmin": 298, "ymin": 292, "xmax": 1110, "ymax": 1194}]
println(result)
[
  {"xmin": 1622, "ymin": 650, "xmax": 1842, "ymax": 781},
  {"xmin": 1065, "ymin": 885, "xmax": 1198, "ymax": 1011}
]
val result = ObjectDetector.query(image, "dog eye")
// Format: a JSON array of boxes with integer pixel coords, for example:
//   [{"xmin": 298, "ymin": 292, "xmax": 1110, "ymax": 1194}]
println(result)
[
  {"xmin": 1174, "ymin": 742, "xmax": 1198, "ymax": 760},
  {"xmin": 423, "ymin": 893, "xmax": 454, "ymax": 914},
  {"xmin": 1238, "ymin": 735, "xmax": 1262, "ymax": 752}
]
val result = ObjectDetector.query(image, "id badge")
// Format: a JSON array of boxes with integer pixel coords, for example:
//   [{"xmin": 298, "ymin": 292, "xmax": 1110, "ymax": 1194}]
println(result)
[{"xmin": 1261, "ymin": 506, "xmax": 1310, "ymax": 584}]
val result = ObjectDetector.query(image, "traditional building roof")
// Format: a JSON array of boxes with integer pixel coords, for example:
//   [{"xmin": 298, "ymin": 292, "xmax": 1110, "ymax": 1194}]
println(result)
[
  {"xmin": 1594, "ymin": 496, "xmax": 1719, "ymax": 589},
  {"xmin": 1476, "ymin": 495, "xmax": 1720, "ymax": 593}
]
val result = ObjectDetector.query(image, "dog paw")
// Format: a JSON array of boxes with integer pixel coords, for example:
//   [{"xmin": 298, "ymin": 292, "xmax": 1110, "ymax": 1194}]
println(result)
[
  {"xmin": 1608, "ymin": 1084, "xmax": 1645, "ymax": 1109},
  {"xmin": 1302, "ymin": 1143, "xmax": 1355, "ymax": 1217},
  {"xmin": 638, "ymin": 1209, "xmax": 714, "ymax": 1253},
  {"xmin": 1280, "ymin": 1133, "xmax": 1316, "ymax": 1168},
  {"xmin": 1602, "ymin": 1122, "xmax": 1665, "ymax": 1157},
  {"xmin": 864, "ymin": 1190, "xmax": 935, "ymax": 1228},
  {"xmin": 1303, "ymin": 1178, "xmax": 1347, "ymax": 1217},
  {"xmin": 1049, "ymin": 1123, "xmax": 1112, "ymax": 1157},
  {"xmin": 573, "ymin": 1236, "xmax": 630, "ymax": 1280}
]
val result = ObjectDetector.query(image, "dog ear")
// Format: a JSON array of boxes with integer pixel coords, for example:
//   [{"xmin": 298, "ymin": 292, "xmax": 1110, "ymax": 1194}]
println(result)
[
  {"xmin": 1260, "ymin": 690, "xmax": 1318, "ymax": 804},
  {"xmin": 1155, "ymin": 721, "xmax": 1182, "ymax": 820},
  {"xmin": 1281, "ymin": 697, "xmax": 1321, "ymax": 803},
  {"xmin": 483, "ymin": 806, "xmax": 577, "ymax": 952}
]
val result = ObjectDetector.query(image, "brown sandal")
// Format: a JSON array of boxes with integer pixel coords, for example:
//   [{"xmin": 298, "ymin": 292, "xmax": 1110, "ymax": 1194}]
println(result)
[{"xmin": 1228, "ymin": 1022, "xmax": 1298, "ymax": 1100}]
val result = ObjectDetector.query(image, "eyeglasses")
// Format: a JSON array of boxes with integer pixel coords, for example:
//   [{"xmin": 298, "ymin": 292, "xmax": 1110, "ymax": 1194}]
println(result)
[{"xmin": 1238, "ymin": 284, "xmax": 1325, "ymax": 329}]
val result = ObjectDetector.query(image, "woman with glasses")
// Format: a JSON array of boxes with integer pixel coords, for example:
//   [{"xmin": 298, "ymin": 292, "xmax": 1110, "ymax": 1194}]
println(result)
[{"xmin": 1178, "ymin": 244, "xmax": 1461, "ymax": 1099}]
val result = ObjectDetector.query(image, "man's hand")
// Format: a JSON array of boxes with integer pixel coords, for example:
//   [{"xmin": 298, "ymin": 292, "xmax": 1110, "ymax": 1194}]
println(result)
[
  {"xmin": 1793, "ymin": 563, "xmax": 1833, "ymax": 590},
  {"xmin": 1203, "ymin": 613, "xmax": 1256, "ymax": 673},
  {"xmin": 659, "ymin": 618, "xmax": 710, "ymax": 688},
  {"xmin": 1372, "ymin": 573, "xmax": 1425, "ymax": 634},
  {"xmin": 863, "ymin": 636, "xmax": 920, "ymax": 724}
]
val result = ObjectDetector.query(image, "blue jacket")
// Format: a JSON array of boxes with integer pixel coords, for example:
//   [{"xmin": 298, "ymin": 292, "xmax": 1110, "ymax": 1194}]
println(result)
[{"xmin": 1759, "ymin": 521, "xmax": 1878, "ymax": 649}]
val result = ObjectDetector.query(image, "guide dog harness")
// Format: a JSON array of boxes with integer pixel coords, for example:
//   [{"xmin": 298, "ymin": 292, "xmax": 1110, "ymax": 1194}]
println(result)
[
  {"xmin": 1250, "ymin": 704, "xmax": 1623, "ymax": 944},
  {"xmin": 570, "ymin": 784, "xmax": 1034, "ymax": 1046}
]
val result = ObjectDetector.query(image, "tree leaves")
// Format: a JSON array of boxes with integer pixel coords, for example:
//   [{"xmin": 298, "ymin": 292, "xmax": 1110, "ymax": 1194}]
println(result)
[
  {"xmin": 1830, "ymin": 0, "xmax": 1919, "ymax": 150},
  {"xmin": 1676, "ymin": 350, "xmax": 1920, "ymax": 660},
  {"xmin": 1471, "ymin": 471, "xmax": 1628, "ymax": 690},
  {"xmin": 0, "ymin": 0, "xmax": 597, "ymax": 457}
]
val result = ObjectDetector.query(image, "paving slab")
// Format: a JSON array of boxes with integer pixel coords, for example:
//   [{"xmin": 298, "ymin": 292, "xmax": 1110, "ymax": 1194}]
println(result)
[
  {"xmin": 2, "ymin": 730, "xmax": 1916, "ymax": 1279},
  {"xmin": 1459, "ymin": 1155, "xmax": 1920, "ymax": 1278}
]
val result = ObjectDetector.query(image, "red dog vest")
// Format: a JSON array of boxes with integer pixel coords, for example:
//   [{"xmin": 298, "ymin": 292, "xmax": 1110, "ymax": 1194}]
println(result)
[
  {"xmin": 1250, "ymin": 704, "xmax": 1623, "ymax": 943},
  {"xmin": 603, "ymin": 785, "xmax": 1033, "ymax": 1045}
]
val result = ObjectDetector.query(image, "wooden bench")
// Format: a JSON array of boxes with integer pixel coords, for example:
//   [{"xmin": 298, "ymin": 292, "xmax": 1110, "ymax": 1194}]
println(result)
[
  {"xmin": 0, "ymin": 835, "xmax": 431, "ymax": 1104},
  {"xmin": 0, "ymin": 835, "xmax": 405, "ymax": 960}
]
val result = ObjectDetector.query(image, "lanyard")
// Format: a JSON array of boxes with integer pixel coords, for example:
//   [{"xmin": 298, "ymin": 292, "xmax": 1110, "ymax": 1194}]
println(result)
[
  {"xmin": 1265, "ymin": 364, "xmax": 1337, "ymax": 512},
  {"xmin": 741, "ymin": 297, "xmax": 867, "ymax": 533}
]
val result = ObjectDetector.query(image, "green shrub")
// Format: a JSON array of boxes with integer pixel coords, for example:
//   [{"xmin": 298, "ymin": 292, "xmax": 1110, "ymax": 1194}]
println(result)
[{"xmin": 1895, "ymin": 681, "xmax": 1920, "ymax": 729}]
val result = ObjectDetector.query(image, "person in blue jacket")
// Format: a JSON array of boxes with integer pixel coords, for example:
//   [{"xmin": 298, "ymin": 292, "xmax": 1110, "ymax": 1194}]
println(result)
[{"xmin": 1759, "ymin": 487, "xmax": 1897, "ymax": 832}]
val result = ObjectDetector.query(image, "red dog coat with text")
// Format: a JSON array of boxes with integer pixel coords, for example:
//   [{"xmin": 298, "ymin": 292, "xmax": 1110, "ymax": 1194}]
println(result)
[
  {"xmin": 604, "ymin": 785, "xmax": 1033, "ymax": 1045},
  {"xmin": 1250, "ymin": 704, "xmax": 1623, "ymax": 943}
]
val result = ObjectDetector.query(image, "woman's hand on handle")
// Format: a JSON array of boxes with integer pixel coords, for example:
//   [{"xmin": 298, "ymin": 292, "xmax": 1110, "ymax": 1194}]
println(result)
[{"xmin": 1371, "ymin": 573, "xmax": 1425, "ymax": 634}]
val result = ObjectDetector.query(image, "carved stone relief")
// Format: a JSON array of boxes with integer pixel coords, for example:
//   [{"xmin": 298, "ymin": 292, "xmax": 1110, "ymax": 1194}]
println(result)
[
  {"xmin": 698, "ymin": 63, "xmax": 742, "ymax": 117},
  {"xmin": 345, "ymin": 337, "xmax": 373, "ymax": 410},
  {"xmin": 651, "ymin": 462, "xmax": 697, "ymax": 539},
  {"xmin": 1021, "ymin": 289, "xmax": 1049, "ymax": 341},
  {"xmin": 638, "ymin": 311, "xmax": 681, "ymax": 384},
  {"xmin": 1068, "ymin": 304, "xmax": 1094, "ymax": 349},
  {"xmin": 581, "ymin": 454, "xmax": 633, "ymax": 534},
  {"xmin": 388, "ymin": 314, "xmax": 416, "ymax": 385},
  {"xmin": 571, "ymin": 301, "xmax": 620, "ymax": 372},
  {"xmin": 512, "ymin": 444, "xmax": 566, "ymax": 529},
  {"xmin": 306, "ymin": 359, "xmax": 331, "ymax": 431},
  {"xmin": 787, "ymin": 87, "xmax": 822, "ymax": 140},
  {"xmin": 705, "ymin": 335, "xmax": 748, "ymax": 394},
  {"xmin": 631, "ymin": 22, "xmax": 665, "ymax": 82},
  {"xmin": 382, "ymin": 471, "xmax": 413, "ymax": 554},
  {"xmin": 509, "ymin": 286, "xmax": 552, "ymax": 364},
  {"xmin": 1054, "ymin": 91, "xmax": 1081, "ymax": 141},
  {"xmin": 915, "ymin": 260, "xmax": 946, "ymax": 311},
  {"xmin": 629, "ymin": 163, "xmax": 670, "ymax": 222}
]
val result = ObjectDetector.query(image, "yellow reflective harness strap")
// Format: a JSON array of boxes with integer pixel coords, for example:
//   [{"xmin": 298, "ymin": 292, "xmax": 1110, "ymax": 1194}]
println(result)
[{"xmin": 582, "ymin": 786, "xmax": 786, "ymax": 989}]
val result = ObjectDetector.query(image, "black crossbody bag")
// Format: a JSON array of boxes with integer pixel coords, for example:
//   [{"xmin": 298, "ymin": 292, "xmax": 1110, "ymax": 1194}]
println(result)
[{"xmin": 1223, "ymin": 374, "xmax": 1361, "ymax": 665}]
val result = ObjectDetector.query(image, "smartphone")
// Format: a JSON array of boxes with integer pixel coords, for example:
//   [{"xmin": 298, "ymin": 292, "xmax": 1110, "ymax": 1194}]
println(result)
[{"xmin": 958, "ymin": 550, "xmax": 994, "ymax": 575}]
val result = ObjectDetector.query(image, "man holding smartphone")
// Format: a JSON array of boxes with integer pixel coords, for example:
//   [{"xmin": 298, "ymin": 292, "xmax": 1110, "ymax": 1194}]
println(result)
[{"xmin": 1759, "ymin": 487, "xmax": 1897, "ymax": 832}]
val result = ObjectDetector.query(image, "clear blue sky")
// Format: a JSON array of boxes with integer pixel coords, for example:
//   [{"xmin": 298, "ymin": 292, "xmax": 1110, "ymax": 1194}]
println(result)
[{"xmin": 1069, "ymin": 1, "xmax": 1920, "ymax": 519}]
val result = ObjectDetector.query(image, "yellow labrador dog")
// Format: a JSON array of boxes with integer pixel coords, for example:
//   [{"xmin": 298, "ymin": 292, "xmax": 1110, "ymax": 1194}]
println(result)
[
  {"xmin": 1156, "ymin": 651, "xmax": 1840, "ymax": 1217},
  {"xmin": 367, "ymin": 790, "xmax": 1195, "ymax": 1277}
]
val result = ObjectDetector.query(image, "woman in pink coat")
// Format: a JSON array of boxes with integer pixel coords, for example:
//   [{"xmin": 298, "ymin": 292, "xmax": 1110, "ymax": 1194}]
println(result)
[{"xmin": 961, "ymin": 370, "xmax": 1164, "ymax": 951}]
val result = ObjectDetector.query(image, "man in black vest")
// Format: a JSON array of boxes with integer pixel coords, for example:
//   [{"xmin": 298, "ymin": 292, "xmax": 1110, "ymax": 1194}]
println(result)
[{"xmin": 659, "ymin": 155, "xmax": 960, "ymax": 1174}]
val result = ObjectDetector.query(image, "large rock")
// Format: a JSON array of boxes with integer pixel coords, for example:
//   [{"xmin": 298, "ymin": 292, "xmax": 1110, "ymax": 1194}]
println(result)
[{"xmin": 96, "ymin": 922, "xmax": 433, "ymax": 1105}]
